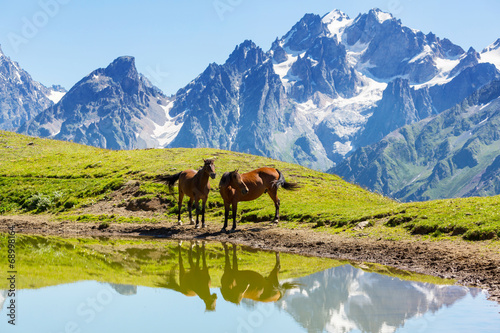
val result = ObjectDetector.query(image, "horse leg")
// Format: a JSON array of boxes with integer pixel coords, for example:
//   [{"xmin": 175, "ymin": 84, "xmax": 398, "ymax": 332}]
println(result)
[
  {"xmin": 178, "ymin": 243, "xmax": 184, "ymax": 280},
  {"xmin": 231, "ymin": 201, "xmax": 238, "ymax": 230},
  {"xmin": 201, "ymin": 242, "xmax": 207, "ymax": 269},
  {"xmin": 232, "ymin": 244, "xmax": 238, "ymax": 270},
  {"xmin": 222, "ymin": 203, "xmax": 230, "ymax": 231},
  {"xmin": 177, "ymin": 191, "xmax": 185, "ymax": 225},
  {"xmin": 200, "ymin": 198, "xmax": 207, "ymax": 228},
  {"xmin": 187, "ymin": 198, "xmax": 195, "ymax": 225},
  {"xmin": 267, "ymin": 189, "xmax": 280, "ymax": 224},
  {"xmin": 268, "ymin": 252, "xmax": 281, "ymax": 288},
  {"xmin": 195, "ymin": 199, "xmax": 201, "ymax": 229}
]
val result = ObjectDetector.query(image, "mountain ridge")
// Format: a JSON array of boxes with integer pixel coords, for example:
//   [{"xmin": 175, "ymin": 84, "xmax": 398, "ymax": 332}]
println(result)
[
  {"xmin": 4, "ymin": 7, "xmax": 500, "ymax": 200},
  {"xmin": 0, "ymin": 44, "xmax": 58, "ymax": 130},
  {"xmin": 334, "ymin": 80, "xmax": 500, "ymax": 201}
]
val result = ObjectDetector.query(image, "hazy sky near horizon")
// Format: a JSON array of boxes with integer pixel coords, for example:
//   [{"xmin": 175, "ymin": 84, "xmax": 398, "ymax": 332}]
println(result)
[{"xmin": 1, "ymin": 0, "xmax": 499, "ymax": 95}]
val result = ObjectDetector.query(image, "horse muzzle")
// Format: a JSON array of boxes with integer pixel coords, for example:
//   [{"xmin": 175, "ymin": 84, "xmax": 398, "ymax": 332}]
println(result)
[
  {"xmin": 210, "ymin": 173, "xmax": 216, "ymax": 179},
  {"xmin": 241, "ymin": 188, "xmax": 249, "ymax": 195}
]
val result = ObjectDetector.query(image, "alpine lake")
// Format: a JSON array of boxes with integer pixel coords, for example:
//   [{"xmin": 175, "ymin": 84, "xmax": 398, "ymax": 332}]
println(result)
[{"xmin": 0, "ymin": 234, "xmax": 499, "ymax": 333}]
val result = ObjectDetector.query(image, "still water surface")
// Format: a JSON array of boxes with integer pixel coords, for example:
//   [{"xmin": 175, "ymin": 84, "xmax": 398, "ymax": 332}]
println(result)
[{"xmin": 0, "ymin": 236, "xmax": 499, "ymax": 332}]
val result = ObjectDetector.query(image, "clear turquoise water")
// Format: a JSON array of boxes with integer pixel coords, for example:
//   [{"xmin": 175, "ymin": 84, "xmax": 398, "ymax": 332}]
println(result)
[{"xmin": 1, "ymin": 242, "xmax": 499, "ymax": 333}]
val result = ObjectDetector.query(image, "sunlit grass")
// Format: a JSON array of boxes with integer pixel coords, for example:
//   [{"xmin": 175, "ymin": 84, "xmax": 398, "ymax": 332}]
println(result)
[
  {"xmin": 0, "ymin": 234, "xmax": 453, "ymax": 291},
  {"xmin": 1, "ymin": 130, "xmax": 500, "ymax": 241}
]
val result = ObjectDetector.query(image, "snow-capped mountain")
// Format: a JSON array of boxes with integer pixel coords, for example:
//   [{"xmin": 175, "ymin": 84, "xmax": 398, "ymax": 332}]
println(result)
[
  {"xmin": 8, "ymin": 8, "xmax": 500, "ymax": 175},
  {"xmin": 0, "ymin": 44, "xmax": 58, "ymax": 130},
  {"xmin": 162, "ymin": 8, "xmax": 500, "ymax": 170},
  {"xmin": 18, "ymin": 56, "xmax": 173, "ymax": 150},
  {"xmin": 276, "ymin": 264, "xmax": 477, "ymax": 333},
  {"xmin": 481, "ymin": 38, "xmax": 500, "ymax": 69},
  {"xmin": 334, "ymin": 80, "xmax": 500, "ymax": 201}
]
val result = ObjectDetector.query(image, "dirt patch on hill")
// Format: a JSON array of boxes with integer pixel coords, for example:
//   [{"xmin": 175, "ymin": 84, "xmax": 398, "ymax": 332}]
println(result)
[{"xmin": 1, "ymin": 214, "xmax": 500, "ymax": 304}]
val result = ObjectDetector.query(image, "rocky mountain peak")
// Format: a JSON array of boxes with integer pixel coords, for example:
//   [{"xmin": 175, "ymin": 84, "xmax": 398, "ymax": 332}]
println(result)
[
  {"xmin": 283, "ymin": 13, "xmax": 329, "ymax": 51},
  {"xmin": 104, "ymin": 56, "xmax": 139, "ymax": 82},
  {"xmin": 368, "ymin": 8, "xmax": 394, "ymax": 24},
  {"xmin": 226, "ymin": 40, "xmax": 266, "ymax": 72},
  {"xmin": 344, "ymin": 8, "xmax": 398, "ymax": 46},
  {"xmin": 50, "ymin": 84, "xmax": 67, "ymax": 93},
  {"xmin": 482, "ymin": 38, "xmax": 500, "ymax": 53},
  {"xmin": 0, "ymin": 47, "xmax": 53, "ymax": 130},
  {"xmin": 322, "ymin": 9, "xmax": 349, "ymax": 22},
  {"xmin": 18, "ymin": 55, "xmax": 170, "ymax": 150}
]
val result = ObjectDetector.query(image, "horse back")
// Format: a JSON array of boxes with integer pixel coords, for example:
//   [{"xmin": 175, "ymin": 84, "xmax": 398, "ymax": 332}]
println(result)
[
  {"xmin": 250, "ymin": 167, "xmax": 280, "ymax": 186},
  {"xmin": 180, "ymin": 169, "xmax": 197, "ymax": 181}
]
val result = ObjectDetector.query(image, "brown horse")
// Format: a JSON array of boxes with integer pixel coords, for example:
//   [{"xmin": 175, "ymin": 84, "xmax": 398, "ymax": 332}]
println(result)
[
  {"xmin": 221, "ymin": 243, "xmax": 295, "ymax": 304},
  {"xmin": 159, "ymin": 159, "xmax": 216, "ymax": 228},
  {"xmin": 218, "ymin": 167, "xmax": 299, "ymax": 230},
  {"xmin": 163, "ymin": 241, "xmax": 217, "ymax": 311}
]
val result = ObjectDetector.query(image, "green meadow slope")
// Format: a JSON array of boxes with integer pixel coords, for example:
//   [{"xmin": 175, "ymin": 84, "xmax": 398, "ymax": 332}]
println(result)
[{"xmin": 1, "ymin": 130, "xmax": 500, "ymax": 241}]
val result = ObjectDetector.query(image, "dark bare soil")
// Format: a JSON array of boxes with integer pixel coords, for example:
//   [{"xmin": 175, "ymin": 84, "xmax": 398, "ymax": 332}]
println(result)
[{"xmin": 1, "ymin": 214, "xmax": 500, "ymax": 304}]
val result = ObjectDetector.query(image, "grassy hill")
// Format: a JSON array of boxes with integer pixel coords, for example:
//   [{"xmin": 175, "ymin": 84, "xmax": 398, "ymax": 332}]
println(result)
[{"xmin": 1, "ymin": 130, "xmax": 500, "ymax": 241}]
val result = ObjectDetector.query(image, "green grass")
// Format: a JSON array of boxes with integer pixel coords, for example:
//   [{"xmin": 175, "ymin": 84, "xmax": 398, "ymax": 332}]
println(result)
[
  {"xmin": 1, "ymin": 130, "xmax": 500, "ymax": 242},
  {"xmin": 0, "ymin": 234, "xmax": 339, "ymax": 290},
  {"xmin": 0, "ymin": 234, "xmax": 453, "ymax": 290}
]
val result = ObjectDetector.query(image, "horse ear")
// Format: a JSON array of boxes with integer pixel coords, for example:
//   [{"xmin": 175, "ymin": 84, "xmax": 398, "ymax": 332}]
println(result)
[{"xmin": 234, "ymin": 169, "xmax": 239, "ymax": 173}]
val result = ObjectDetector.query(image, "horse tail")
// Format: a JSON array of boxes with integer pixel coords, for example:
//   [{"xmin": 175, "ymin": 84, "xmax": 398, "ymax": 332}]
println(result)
[
  {"xmin": 274, "ymin": 169, "xmax": 300, "ymax": 190},
  {"xmin": 155, "ymin": 172, "xmax": 182, "ymax": 190}
]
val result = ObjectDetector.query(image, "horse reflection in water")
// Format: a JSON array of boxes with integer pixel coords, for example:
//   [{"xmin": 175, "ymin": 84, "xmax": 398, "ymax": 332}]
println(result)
[
  {"xmin": 163, "ymin": 241, "xmax": 217, "ymax": 311},
  {"xmin": 221, "ymin": 243, "xmax": 295, "ymax": 304}
]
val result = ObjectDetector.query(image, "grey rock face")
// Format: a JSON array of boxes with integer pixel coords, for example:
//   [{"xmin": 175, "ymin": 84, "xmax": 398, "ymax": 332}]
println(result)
[
  {"xmin": 0, "ymin": 45, "xmax": 54, "ymax": 130},
  {"xmin": 334, "ymin": 80, "xmax": 500, "ymax": 201},
  {"xmin": 18, "ymin": 56, "xmax": 170, "ymax": 150},
  {"xmin": 359, "ymin": 78, "xmax": 434, "ymax": 147}
]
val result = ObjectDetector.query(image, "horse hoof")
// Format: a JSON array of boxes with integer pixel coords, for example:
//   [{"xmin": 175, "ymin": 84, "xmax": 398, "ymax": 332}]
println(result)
[
  {"xmin": 202, "ymin": 224, "xmax": 206, "ymax": 228},
  {"xmin": 177, "ymin": 221, "xmax": 183, "ymax": 226},
  {"xmin": 195, "ymin": 224, "xmax": 200, "ymax": 229},
  {"xmin": 189, "ymin": 220, "xmax": 195, "ymax": 225},
  {"xmin": 272, "ymin": 220, "xmax": 279, "ymax": 225}
]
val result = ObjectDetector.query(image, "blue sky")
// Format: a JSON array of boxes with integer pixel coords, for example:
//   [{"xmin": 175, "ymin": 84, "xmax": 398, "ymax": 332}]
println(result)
[{"xmin": 1, "ymin": 0, "xmax": 499, "ymax": 95}]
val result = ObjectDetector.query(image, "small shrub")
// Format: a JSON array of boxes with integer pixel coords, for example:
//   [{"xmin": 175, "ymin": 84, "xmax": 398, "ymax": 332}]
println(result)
[
  {"xmin": 25, "ymin": 193, "xmax": 53, "ymax": 212},
  {"xmin": 463, "ymin": 228, "xmax": 497, "ymax": 241},
  {"xmin": 410, "ymin": 223, "xmax": 437, "ymax": 235},
  {"xmin": 385, "ymin": 215, "xmax": 414, "ymax": 227},
  {"xmin": 64, "ymin": 197, "xmax": 78, "ymax": 209},
  {"xmin": 98, "ymin": 221, "xmax": 110, "ymax": 230}
]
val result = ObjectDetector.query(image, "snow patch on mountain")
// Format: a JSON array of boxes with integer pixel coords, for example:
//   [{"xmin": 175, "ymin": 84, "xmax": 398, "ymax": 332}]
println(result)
[
  {"xmin": 43, "ymin": 118, "xmax": 63, "ymax": 136},
  {"xmin": 331, "ymin": 75, "xmax": 386, "ymax": 110},
  {"xmin": 413, "ymin": 56, "xmax": 461, "ymax": 88},
  {"xmin": 372, "ymin": 8, "xmax": 394, "ymax": 23},
  {"xmin": 152, "ymin": 101, "xmax": 185, "ymax": 147},
  {"xmin": 273, "ymin": 52, "xmax": 300, "ymax": 92},
  {"xmin": 322, "ymin": 9, "xmax": 352, "ymax": 42},
  {"xmin": 481, "ymin": 39, "xmax": 500, "ymax": 70},
  {"xmin": 47, "ymin": 90, "xmax": 65, "ymax": 103}
]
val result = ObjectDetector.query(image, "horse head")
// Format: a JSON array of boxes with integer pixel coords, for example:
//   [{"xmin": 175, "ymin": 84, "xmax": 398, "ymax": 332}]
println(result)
[{"xmin": 202, "ymin": 159, "xmax": 216, "ymax": 179}]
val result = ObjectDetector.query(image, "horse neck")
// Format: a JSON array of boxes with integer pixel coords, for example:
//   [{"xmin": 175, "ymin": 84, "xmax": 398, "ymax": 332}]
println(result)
[{"xmin": 195, "ymin": 169, "xmax": 210, "ymax": 187}]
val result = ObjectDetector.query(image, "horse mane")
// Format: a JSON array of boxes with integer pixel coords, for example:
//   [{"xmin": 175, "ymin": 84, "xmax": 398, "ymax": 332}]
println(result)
[{"xmin": 219, "ymin": 171, "xmax": 232, "ymax": 188}]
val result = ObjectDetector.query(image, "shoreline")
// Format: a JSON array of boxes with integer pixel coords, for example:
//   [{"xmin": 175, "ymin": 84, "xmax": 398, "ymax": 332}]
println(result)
[{"xmin": 1, "ymin": 215, "xmax": 499, "ymax": 304}]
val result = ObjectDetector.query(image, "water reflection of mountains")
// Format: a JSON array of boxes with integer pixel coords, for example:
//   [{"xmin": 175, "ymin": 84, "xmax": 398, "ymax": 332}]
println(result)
[
  {"xmin": 276, "ymin": 265, "xmax": 480, "ymax": 333},
  {"xmin": 0, "ymin": 237, "xmax": 483, "ymax": 333},
  {"xmin": 149, "ymin": 241, "xmax": 478, "ymax": 333}
]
